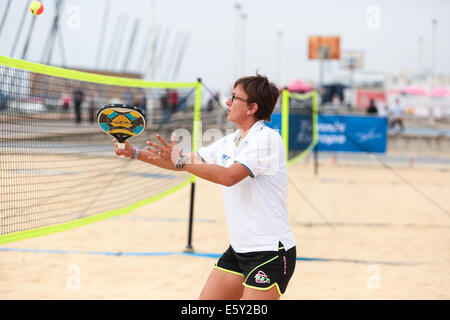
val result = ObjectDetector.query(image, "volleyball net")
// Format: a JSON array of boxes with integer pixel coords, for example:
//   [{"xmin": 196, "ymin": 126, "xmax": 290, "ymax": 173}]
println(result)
[
  {"xmin": 0, "ymin": 55, "xmax": 319, "ymax": 246},
  {"xmin": 0, "ymin": 56, "xmax": 201, "ymax": 244},
  {"xmin": 267, "ymin": 89, "xmax": 318, "ymax": 164}
]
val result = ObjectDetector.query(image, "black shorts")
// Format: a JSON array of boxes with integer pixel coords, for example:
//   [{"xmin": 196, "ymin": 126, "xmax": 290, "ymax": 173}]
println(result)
[{"xmin": 214, "ymin": 243, "xmax": 296, "ymax": 295}]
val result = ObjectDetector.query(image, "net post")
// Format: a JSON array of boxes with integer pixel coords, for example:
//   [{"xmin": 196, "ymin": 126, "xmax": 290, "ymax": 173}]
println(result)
[
  {"xmin": 184, "ymin": 180, "xmax": 196, "ymax": 253},
  {"xmin": 184, "ymin": 78, "xmax": 202, "ymax": 253},
  {"xmin": 281, "ymin": 89, "xmax": 289, "ymax": 157},
  {"xmin": 312, "ymin": 90, "xmax": 319, "ymax": 176}
]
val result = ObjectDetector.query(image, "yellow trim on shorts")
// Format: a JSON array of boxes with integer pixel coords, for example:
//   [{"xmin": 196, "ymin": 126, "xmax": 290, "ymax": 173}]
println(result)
[
  {"xmin": 243, "ymin": 282, "xmax": 283, "ymax": 296},
  {"xmin": 213, "ymin": 266, "xmax": 244, "ymax": 278},
  {"xmin": 244, "ymin": 255, "xmax": 279, "ymax": 283}
]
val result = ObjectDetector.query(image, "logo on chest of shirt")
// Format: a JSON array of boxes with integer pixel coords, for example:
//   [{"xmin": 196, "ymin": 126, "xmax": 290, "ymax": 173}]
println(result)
[{"xmin": 221, "ymin": 154, "xmax": 234, "ymax": 167}]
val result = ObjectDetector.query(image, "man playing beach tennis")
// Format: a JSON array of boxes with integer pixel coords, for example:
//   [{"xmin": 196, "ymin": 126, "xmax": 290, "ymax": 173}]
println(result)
[{"xmin": 113, "ymin": 74, "xmax": 296, "ymax": 300}]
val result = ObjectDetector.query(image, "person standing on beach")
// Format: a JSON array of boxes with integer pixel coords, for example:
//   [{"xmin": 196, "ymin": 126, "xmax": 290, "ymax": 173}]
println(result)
[{"xmin": 113, "ymin": 74, "xmax": 297, "ymax": 300}]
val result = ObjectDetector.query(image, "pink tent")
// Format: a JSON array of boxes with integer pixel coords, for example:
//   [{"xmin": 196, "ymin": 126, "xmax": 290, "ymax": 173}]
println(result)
[
  {"xmin": 287, "ymin": 80, "xmax": 314, "ymax": 93},
  {"xmin": 430, "ymin": 88, "xmax": 450, "ymax": 97},
  {"xmin": 401, "ymin": 86, "xmax": 427, "ymax": 95}
]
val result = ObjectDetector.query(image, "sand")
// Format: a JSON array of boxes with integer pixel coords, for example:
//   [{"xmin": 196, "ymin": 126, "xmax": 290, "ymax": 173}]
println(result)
[{"xmin": 0, "ymin": 160, "xmax": 449, "ymax": 300}]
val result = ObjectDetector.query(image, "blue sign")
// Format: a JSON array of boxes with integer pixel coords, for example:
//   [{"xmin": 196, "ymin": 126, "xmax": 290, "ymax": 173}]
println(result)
[
  {"xmin": 267, "ymin": 114, "xmax": 388, "ymax": 154},
  {"xmin": 316, "ymin": 115, "xmax": 387, "ymax": 153},
  {"xmin": 267, "ymin": 113, "xmax": 314, "ymax": 151}
]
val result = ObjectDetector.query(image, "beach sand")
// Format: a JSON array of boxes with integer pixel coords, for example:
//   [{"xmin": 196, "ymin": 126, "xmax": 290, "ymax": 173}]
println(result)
[{"xmin": 1, "ymin": 161, "xmax": 449, "ymax": 299}]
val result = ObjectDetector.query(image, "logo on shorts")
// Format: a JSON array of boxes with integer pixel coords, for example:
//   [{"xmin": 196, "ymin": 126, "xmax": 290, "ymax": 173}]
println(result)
[{"xmin": 254, "ymin": 270, "xmax": 270, "ymax": 284}]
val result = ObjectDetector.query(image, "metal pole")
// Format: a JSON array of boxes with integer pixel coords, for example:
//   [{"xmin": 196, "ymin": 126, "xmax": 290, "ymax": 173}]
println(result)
[
  {"xmin": 0, "ymin": 0, "xmax": 12, "ymax": 40},
  {"xmin": 44, "ymin": 0, "xmax": 65, "ymax": 65},
  {"xmin": 241, "ymin": 13, "xmax": 247, "ymax": 76},
  {"xmin": 56, "ymin": 26, "xmax": 67, "ymax": 67},
  {"xmin": 48, "ymin": 0, "xmax": 64, "ymax": 64},
  {"xmin": 184, "ymin": 182, "xmax": 196, "ymax": 252},
  {"xmin": 277, "ymin": 30, "xmax": 284, "ymax": 85},
  {"xmin": 10, "ymin": 2, "xmax": 29, "ymax": 57},
  {"xmin": 145, "ymin": 0, "xmax": 157, "ymax": 80},
  {"xmin": 122, "ymin": 18, "xmax": 141, "ymax": 72},
  {"xmin": 152, "ymin": 27, "xmax": 171, "ymax": 80},
  {"xmin": 349, "ymin": 66, "xmax": 354, "ymax": 88},
  {"xmin": 95, "ymin": 1, "xmax": 111, "ymax": 67},
  {"xmin": 234, "ymin": 3, "xmax": 241, "ymax": 79},
  {"xmin": 418, "ymin": 36, "xmax": 424, "ymax": 77},
  {"xmin": 109, "ymin": 14, "xmax": 129, "ymax": 71},
  {"xmin": 104, "ymin": 15, "xmax": 124, "ymax": 69},
  {"xmin": 21, "ymin": 16, "xmax": 37, "ymax": 60},
  {"xmin": 184, "ymin": 79, "xmax": 202, "ymax": 253},
  {"xmin": 431, "ymin": 19, "xmax": 437, "ymax": 80},
  {"xmin": 430, "ymin": 19, "xmax": 437, "ymax": 124},
  {"xmin": 144, "ymin": 4, "xmax": 158, "ymax": 126},
  {"xmin": 314, "ymin": 47, "xmax": 326, "ymax": 176},
  {"xmin": 171, "ymin": 33, "xmax": 190, "ymax": 81},
  {"xmin": 164, "ymin": 31, "xmax": 183, "ymax": 81},
  {"xmin": 148, "ymin": 25, "xmax": 162, "ymax": 80},
  {"xmin": 136, "ymin": 30, "xmax": 150, "ymax": 72}
]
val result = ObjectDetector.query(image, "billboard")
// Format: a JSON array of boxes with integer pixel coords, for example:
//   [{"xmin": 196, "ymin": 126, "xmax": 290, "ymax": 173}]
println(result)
[
  {"xmin": 268, "ymin": 114, "xmax": 388, "ymax": 154},
  {"xmin": 315, "ymin": 115, "xmax": 388, "ymax": 153},
  {"xmin": 308, "ymin": 36, "xmax": 340, "ymax": 60},
  {"xmin": 340, "ymin": 50, "xmax": 364, "ymax": 70}
]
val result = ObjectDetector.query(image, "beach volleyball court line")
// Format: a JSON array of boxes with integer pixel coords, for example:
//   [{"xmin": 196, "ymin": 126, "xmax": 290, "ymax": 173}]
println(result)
[{"xmin": 0, "ymin": 247, "xmax": 446, "ymax": 266}]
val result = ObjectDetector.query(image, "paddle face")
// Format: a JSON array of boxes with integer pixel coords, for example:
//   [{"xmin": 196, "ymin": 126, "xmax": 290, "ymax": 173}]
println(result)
[{"xmin": 97, "ymin": 104, "xmax": 147, "ymax": 147}]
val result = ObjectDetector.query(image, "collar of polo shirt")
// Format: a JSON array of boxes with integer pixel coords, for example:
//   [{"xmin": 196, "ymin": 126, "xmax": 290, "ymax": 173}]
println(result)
[{"xmin": 233, "ymin": 120, "xmax": 266, "ymax": 146}]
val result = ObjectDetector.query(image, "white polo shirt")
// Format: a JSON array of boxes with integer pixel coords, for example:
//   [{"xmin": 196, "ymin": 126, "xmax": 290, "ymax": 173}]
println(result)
[{"xmin": 197, "ymin": 120, "xmax": 296, "ymax": 253}]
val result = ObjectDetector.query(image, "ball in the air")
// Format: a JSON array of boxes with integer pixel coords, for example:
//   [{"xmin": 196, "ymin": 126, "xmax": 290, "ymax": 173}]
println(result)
[{"xmin": 30, "ymin": 1, "xmax": 44, "ymax": 15}]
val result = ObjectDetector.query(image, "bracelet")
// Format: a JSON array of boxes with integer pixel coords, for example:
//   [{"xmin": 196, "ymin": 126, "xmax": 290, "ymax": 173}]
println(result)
[
  {"xmin": 180, "ymin": 154, "xmax": 190, "ymax": 170},
  {"xmin": 175, "ymin": 154, "xmax": 185, "ymax": 169},
  {"xmin": 131, "ymin": 147, "xmax": 140, "ymax": 160},
  {"xmin": 175, "ymin": 154, "xmax": 190, "ymax": 170}
]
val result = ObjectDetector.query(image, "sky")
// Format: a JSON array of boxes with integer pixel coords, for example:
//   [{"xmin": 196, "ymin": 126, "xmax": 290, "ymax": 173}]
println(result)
[{"xmin": 0, "ymin": 0, "xmax": 449, "ymax": 95}]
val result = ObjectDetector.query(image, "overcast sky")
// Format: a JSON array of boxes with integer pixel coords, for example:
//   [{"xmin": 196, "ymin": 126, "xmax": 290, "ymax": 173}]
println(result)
[{"xmin": 0, "ymin": 0, "xmax": 449, "ymax": 94}]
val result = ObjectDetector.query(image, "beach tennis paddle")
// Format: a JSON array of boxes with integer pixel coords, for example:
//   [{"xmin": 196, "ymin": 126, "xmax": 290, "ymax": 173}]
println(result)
[{"xmin": 97, "ymin": 104, "xmax": 147, "ymax": 149}]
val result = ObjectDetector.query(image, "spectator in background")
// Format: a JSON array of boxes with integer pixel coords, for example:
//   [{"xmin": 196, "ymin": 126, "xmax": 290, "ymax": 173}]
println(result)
[
  {"xmin": 88, "ymin": 90, "xmax": 98, "ymax": 123},
  {"xmin": 206, "ymin": 92, "xmax": 220, "ymax": 112},
  {"xmin": 206, "ymin": 98, "xmax": 214, "ymax": 112},
  {"xmin": 123, "ymin": 89, "xmax": 133, "ymax": 106},
  {"xmin": 136, "ymin": 88, "xmax": 147, "ymax": 116},
  {"xmin": 158, "ymin": 89, "xmax": 171, "ymax": 128},
  {"xmin": 331, "ymin": 93, "xmax": 341, "ymax": 107},
  {"xmin": 169, "ymin": 90, "xmax": 179, "ymax": 114},
  {"xmin": 72, "ymin": 87, "xmax": 84, "ymax": 124},
  {"xmin": 367, "ymin": 99, "xmax": 378, "ymax": 115},
  {"xmin": 377, "ymin": 100, "xmax": 388, "ymax": 117},
  {"xmin": 0, "ymin": 91, "xmax": 6, "ymax": 112},
  {"xmin": 389, "ymin": 98, "xmax": 405, "ymax": 130},
  {"xmin": 61, "ymin": 93, "xmax": 71, "ymax": 120}
]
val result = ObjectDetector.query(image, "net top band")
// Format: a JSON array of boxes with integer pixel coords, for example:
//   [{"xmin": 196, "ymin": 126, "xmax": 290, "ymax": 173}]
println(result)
[{"xmin": 0, "ymin": 55, "xmax": 199, "ymax": 89}]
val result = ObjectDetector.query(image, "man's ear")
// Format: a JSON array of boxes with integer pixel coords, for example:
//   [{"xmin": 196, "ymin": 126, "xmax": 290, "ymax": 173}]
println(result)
[{"xmin": 247, "ymin": 103, "xmax": 258, "ymax": 116}]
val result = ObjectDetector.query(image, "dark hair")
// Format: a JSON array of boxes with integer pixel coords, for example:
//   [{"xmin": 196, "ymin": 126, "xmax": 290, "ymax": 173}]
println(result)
[{"xmin": 234, "ymin": 73, "xmax": 280, "ymax": 121}]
